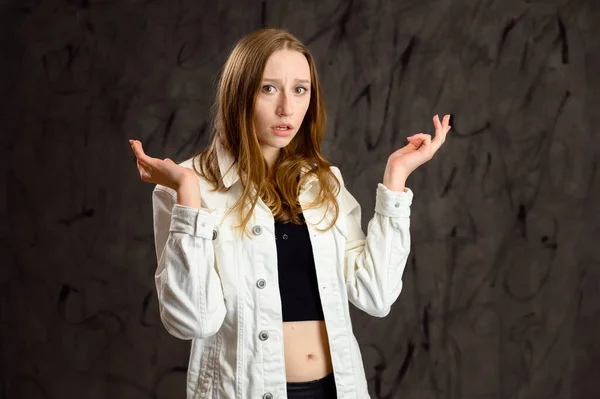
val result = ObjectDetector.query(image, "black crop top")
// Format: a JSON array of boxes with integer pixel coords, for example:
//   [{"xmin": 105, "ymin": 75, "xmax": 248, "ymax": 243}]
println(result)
[{"xmin": 275, "ymin": 212, "xmax": 325, "ymax": 322}]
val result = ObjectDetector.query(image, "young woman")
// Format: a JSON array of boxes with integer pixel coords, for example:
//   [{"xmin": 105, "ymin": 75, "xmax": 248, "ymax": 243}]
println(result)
[{"xmin": 130, "ymin": 28, "xmax": 451, "ymax": 399}]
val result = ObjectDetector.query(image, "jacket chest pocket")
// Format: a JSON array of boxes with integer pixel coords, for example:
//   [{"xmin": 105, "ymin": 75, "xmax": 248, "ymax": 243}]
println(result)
[{"xmin": 212, "ymin": 225, "xmax": 239, "ymax": 299}]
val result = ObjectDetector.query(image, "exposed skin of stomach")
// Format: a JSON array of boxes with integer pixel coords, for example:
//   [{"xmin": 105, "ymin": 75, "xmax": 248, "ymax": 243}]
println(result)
[{"xmin": 282, "ymin": 320, "xmax": 334, "ymax": 382}]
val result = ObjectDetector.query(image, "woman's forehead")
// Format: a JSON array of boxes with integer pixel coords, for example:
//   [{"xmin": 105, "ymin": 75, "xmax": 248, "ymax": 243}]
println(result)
[{"xmin": 262, "ymin": 49, "xmax": 310, "ymax": 81}]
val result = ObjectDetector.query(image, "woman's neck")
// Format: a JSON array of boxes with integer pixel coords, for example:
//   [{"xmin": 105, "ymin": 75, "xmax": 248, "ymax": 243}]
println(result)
[{"xmin": 260, "ymin": 144, "xmax": 280, "ymax": 169}]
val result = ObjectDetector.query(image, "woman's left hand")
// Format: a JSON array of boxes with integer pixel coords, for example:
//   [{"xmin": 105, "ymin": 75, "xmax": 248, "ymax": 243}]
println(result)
[{"xmin": 382, "ymin": 114, "xmax": 452, "ymax": 191}]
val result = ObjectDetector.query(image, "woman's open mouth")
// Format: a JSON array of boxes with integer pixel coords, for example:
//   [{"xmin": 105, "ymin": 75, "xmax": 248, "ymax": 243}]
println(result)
[{"xmin": 271, "ymin": 123, "xmax": 294, "ymax": 136}]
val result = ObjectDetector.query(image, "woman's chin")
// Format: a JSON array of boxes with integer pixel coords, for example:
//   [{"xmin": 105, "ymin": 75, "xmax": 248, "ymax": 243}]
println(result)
[{"xmin": 263, "ymin": 135, "xmax": 296, "ymax": 148}]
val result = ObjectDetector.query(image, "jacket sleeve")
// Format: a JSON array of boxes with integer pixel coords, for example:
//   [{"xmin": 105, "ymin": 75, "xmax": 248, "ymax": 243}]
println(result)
[
  {"xmin": 337, "ymin": 171, "xmax": 414, "ymax": 318},
  {"xmin": 152, "ymin": 185, "xmax": 226, "ymax": 340}
]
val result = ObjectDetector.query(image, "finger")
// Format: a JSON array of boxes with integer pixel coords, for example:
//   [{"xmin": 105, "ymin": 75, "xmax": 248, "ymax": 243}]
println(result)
[
  {"xmin": 407, "ymin": 138, "xmax": 422, "ymax": 149},
  {"xmin": 433, "ymin": 115, "xmax": 441, "ymax": 130},
  {"xmin": 408, "ymin": 133, "xmax": 429, "ymax": 143},
  {"xmin": 406, "ymin": 137, "xmax": 423, "ymax": 150},
  {"xmin": 419, "ymin": 134, "xmax": 431, "ymax": 150},
  {"xmin": 134, "ymin": 151, "xmax": 152, "ymax": 172},
  {"xmin": 409, "ymin": 134, "xmax": 432, "ymax": 154},
  {"xmin": 130, "ymin": 140, "xmax": 145, "ymax": 158},
  {"xmin": 137, "ymin": 159, "xmax": 153, "ymax": 182},
  {"xmin": 136, "ymin": 158, "xmax": 148, "ymax": 178},
  {"xmin": 164, "ymin": 158, "xmax": 175, "ymax": 165},
  {"xmin": 431, "ymin": 115, "xmax": 451, "ymax": 152},
  {"xmin": 130, "ymin": 140, "xmax": 153, "ymax": 165},
  {"xmin": 442, "ymin": 114, "xmax": 452, "ymax": 134},
  {"xmin": 442, "ymin": 114, "xmax": 451, "ymax": 128},
  {"xmin": 407, "ymin": 133, "xmax": 424, "ymax": 140},
  {"xmin": 442, "ymin": 115, "xmax": 451, "ymax": 135},
  {"xmin": 433, "ymin": 114, "xmax": 445, "ymax": 133},
  {"xmin": 136, "ymin": 148, "xmax": 160, "ymax": 174},
  {"xmin": 433, "ymin": 114, "xmax": 451, "ymax": 132},
  {"xmin": 396, "ymin": 140, "xmax": 419, "ymax": 154},
  {"xmin": 418, "ymin": 134, "xmax": 433, "ymax": 157}
]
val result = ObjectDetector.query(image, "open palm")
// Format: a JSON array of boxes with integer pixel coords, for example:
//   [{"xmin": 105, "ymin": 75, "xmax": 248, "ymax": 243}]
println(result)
[{"xmin": 129, "ymin": 139, "xmax": 196, "ymax": 190}]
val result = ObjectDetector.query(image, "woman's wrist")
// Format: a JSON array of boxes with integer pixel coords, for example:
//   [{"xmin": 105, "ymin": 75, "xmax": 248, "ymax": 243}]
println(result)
[{"xmin": 176, "ymin": 177, "xmax": 202, "ymax": 208}]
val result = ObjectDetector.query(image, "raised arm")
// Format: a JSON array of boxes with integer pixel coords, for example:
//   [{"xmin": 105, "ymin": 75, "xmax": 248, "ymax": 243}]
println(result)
[
  {"xmin": 337, "ymin": 169, "xmax": 413, "ymax": 317},
  {"xmin": 129, "ymin": 139, "xmax": 226, "ymax": 339}
]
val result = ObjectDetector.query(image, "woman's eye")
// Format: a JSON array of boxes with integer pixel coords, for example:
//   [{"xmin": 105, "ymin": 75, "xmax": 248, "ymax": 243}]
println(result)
[{"xmin": 262, "ymin": 85, "xmax": 308, "ymax": 94}]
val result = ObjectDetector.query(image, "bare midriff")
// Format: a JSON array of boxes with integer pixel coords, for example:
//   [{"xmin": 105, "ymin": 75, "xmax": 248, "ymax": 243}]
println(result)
[{"xmin": 282, "ymin": 320, "xmax": 334, "ymax": 382}]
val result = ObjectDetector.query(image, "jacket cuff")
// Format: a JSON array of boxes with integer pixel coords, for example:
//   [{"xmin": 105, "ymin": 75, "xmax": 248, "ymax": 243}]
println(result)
[
  {"xmin": 375, "ymin": 183, "xmax": 413, "ymax": 218},
  {"xmin": 170, "ymin": 204, "xmax": 219, "ymax": 239}
]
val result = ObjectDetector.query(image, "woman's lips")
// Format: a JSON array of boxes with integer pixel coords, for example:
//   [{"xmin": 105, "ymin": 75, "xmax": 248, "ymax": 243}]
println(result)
[{"xmin": 271, "ymin": 127, "xmax": 294, "ymax": 137}]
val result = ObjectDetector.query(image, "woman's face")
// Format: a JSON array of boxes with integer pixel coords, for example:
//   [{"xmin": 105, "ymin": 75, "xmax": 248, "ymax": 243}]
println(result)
[{"xmin": 253, "ymin": 49, "xmax": 311, "ymax": 165}]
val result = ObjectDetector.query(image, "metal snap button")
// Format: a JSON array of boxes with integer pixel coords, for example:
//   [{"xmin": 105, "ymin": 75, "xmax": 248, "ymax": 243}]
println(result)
[
  {"xmin": 212, "ymin": 229, "xmax": 218, "ymax": 240},
  {"xmin": 259, "ymin": 330, "xmax": 269, "ymax": 341},
  {"xmin": 253, "ymin": 225, "xmax": 263, "ymax": 235},
  {"xmin": 394, "ymin": 202, "xmax": 400, "ymax": 208},
  {"xmin": 263, "ymin": 393, "xmax": 273, "ymax": 399},
  {"xmin": 282, "ymin": 233, "xmax": 288, "ymax": 240},
  {"xmin": 256, "ymin": 279, "xmax": 266, "ymax": 289}
]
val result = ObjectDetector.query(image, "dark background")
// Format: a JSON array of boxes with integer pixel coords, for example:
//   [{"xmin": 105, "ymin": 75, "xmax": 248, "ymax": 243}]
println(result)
[{"xmin": 2, "ymin": 0, "xmax": 599, "ymax": 398}]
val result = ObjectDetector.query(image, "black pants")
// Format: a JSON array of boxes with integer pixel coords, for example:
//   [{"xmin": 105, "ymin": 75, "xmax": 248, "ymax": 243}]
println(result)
[{"xmin": 286, "ymin": 373, "xmax": 337, "ymax": 398}]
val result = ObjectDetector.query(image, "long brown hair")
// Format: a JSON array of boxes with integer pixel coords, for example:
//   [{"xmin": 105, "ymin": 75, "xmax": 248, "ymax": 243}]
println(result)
[{"xmin": 193, "ymin": 28, "xmax": 340, "ymax": 235}]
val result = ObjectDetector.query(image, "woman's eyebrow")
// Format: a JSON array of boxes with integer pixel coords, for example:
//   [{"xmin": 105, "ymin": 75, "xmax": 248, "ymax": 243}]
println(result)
[{"xmin": 262, "ymin": 78, "xmax": 311, "ymax": 84}]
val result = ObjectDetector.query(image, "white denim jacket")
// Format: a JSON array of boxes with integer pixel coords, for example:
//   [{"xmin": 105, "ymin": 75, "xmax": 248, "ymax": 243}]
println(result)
[{"xmin": 152, "ymin": 140, "xmax": 414, "ymax": 399}]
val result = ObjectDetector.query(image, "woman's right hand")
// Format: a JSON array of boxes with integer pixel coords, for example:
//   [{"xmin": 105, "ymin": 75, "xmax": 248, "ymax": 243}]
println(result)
[{"xmin": 129, "ymin": 139, "xmax": 196, "ymax": 191}]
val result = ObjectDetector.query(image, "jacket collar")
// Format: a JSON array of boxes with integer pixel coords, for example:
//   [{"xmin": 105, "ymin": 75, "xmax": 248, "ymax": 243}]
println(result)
[
  {"xmin": 215, "ymin": 138, "xmax": 319, "ymax": 192},
  {"xmin": 215, "ymin": 138, "xmax": 239, "ymax": 189}
]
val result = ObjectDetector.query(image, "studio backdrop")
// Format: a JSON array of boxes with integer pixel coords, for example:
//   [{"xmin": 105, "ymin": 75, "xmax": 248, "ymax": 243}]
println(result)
[{"xmin": 2, "ymin": 0, "xmax": 599, "ymax": 398}]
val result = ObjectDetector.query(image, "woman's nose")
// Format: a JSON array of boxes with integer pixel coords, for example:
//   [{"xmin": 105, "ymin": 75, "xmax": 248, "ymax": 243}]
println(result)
[{"xmin": 276, "ymin": 93, "xmax": 294, "ymax": 116}]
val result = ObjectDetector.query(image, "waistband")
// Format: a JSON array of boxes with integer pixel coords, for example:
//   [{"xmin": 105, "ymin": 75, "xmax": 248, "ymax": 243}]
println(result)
[{"xmin": 286, "ymin": 373, "xmax": 336, "ymax": 393}]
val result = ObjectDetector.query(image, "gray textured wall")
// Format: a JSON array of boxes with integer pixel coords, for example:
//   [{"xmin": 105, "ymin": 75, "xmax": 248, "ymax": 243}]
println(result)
[{"xmin": 2, "ymin": 0, "xmax": 599, "ymax": 398}]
